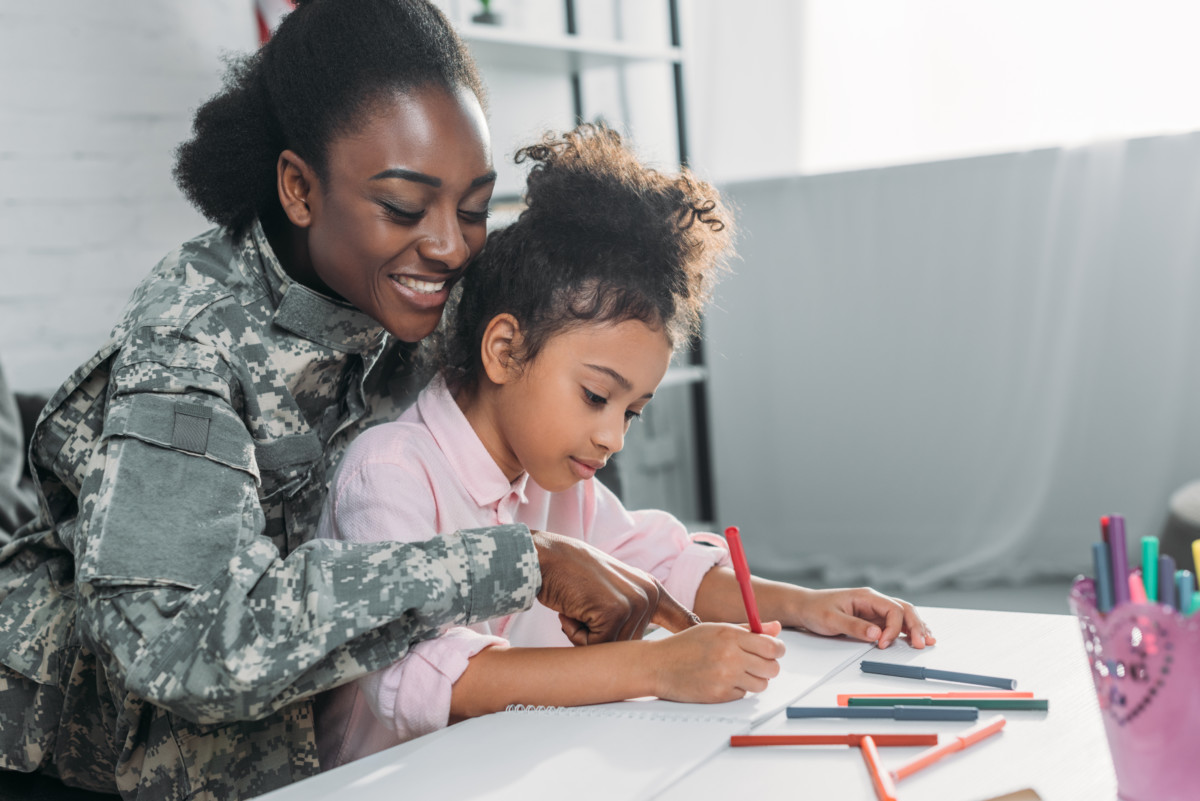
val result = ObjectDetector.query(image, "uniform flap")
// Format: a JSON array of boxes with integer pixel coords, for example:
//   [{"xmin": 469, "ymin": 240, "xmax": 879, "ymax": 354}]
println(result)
[{"xmin": 102, "ymin": 393, "xmax": 259, "ymax": 482}]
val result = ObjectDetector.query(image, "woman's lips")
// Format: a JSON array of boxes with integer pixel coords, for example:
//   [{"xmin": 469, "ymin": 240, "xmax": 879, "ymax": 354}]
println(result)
[{"xmin": 389, "ymin": 273, "xmax": 452, "ymax": 309}]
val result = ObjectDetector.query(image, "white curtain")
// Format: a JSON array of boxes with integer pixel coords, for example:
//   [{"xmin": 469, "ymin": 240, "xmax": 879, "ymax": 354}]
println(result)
[{"xmin": 706, "ymin": 132, "xmax": 1200, "ymax": 589}]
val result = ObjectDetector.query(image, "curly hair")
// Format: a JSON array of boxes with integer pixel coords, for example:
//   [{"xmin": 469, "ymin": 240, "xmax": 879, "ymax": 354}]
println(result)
[
  {"xmin": 441, "ymin": 123, "xmax": 734, "ymax": 394},
  {"xmin": 173, "ymin": 0, "xmax": 484, "ymax": 234}
]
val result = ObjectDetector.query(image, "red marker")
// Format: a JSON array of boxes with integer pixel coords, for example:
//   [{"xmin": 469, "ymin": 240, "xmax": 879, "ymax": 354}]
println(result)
[
  {"xmin": 859, "ymin": 735, "xmax": 899, "ymax": 801},
  {"xmin": 724, "ymin": 526, "xmax": 762, "ymax": 633},
  {"xmin": 891, "ymin": 715, "xmax": 1006, "ymax": 781}
]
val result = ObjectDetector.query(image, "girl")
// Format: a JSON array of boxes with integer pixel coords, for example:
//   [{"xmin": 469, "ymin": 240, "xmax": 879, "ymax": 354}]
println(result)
[{"xmin": 316, "ymin": 124, "xmax": 933, "ymax": 767}]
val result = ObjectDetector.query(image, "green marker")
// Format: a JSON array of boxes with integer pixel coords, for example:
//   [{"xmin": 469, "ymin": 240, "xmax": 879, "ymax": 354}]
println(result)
[
  {"xmin": 1142, "ymin": 536, "xmax": 1159, "ymax": 603},
  {"xmin": 847, "ymin": 697, "xmax": 1049, "ymax": 711}
]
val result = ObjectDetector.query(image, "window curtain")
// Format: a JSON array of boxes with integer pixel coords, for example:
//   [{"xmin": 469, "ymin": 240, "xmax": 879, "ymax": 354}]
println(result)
[{"xmin": 707, "ymin": 132, "xmax": 1200, "ymax": 589}]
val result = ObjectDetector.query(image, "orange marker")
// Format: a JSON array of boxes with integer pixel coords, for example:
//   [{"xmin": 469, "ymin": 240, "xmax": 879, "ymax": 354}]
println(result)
[
  {"xmin": 731, "ymin": 733, "xmax": 937, "ymax": 747},
  {"xmin": 859, "ymin": 736, "xmax": 899, "ymax": 801},
  {"xmin": 837, "ymin": 691, "xmax": 1032, "ymax": 706},
  {"xmin": 891, "ymin": 714, "xmax": 1007, "ymax": 781},
  {"xmin": 724, "ymin": 526, "xmax": 762, "ymax": 633}
]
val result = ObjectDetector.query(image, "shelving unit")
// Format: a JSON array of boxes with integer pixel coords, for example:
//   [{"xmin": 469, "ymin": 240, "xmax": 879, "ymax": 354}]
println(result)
[
  {"xmin": 456, "ymin": 22, "xmax": 681, "ymax": 72},
  {"xmin": 449, "ymin": 0, "xmax": 716, "ymax": 527}
]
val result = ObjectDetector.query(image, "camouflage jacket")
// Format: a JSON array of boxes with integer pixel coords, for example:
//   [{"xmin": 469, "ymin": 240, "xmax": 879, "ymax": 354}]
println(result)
[{"xmin": 0, "ymin": 222, "xmax": 540, "ymax": 799}]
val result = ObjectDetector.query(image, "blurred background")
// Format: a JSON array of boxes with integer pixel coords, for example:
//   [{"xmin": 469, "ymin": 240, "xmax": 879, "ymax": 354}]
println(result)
[{"xmin": 5, "ymin": 0, "xmax": 1200, "ymax": 611}]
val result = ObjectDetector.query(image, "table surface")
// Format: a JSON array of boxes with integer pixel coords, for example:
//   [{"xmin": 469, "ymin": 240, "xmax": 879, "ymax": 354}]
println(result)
[{"xmin": 260, "ymin": 606, "xmax": 1118, "ymax": 801}]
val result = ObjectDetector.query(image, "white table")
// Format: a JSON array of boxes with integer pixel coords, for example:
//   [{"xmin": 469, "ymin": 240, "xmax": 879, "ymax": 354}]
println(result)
[{"xmin": 260, "ymin": 607, "xmax": 1117, "ymax": 800}]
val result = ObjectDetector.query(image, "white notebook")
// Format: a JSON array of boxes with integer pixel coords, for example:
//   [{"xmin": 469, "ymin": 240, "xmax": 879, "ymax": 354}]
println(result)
[
  {"xmin": 285, "ymin": 628, "xmax": 875, "ymax": 801},
  {"xmin": 334, "ymin": 705, "xmax": 745, "ymax": 801}
]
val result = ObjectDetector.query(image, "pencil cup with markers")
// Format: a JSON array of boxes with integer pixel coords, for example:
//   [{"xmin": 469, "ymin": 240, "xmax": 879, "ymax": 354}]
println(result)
[{"xmin": 1069, "ymin": 514, "xmax": 1200, "ymax": 801}]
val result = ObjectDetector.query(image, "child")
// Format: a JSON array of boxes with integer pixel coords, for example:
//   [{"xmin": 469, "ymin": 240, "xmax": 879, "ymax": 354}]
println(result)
[{"xmin": 315, "ymin": 124, "xmax": 933, "ymax": 768}]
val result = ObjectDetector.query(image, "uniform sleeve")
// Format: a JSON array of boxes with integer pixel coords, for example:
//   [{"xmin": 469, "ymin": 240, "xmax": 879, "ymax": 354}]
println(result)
[
  {"xmin": 72, "ymin": 340, "xmax": 540, "ymax": 726},
  {"xmin": 324, "ymin": 441, "xmax": 506, "ymax": 742},
  {"xmin": 580, "ymin": 480, "xmax": 731, "ymax": 612}
]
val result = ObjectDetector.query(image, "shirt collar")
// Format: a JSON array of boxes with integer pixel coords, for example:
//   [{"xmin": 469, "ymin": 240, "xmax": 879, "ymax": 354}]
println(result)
[
  {"xmin": 418, "ymin": 374, "xmax": 529, "ymax": 509},
  {"xmin": 243, "ymin": 219, "xmax": 386, "ymax": 354}
]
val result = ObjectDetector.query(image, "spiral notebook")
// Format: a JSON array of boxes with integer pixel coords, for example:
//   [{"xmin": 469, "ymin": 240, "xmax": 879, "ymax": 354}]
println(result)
[
  {"xmin": 333, "ymin": 705, "xmax": 744, "ymax": 801},
  {"xmin": 302, "ymin": 629, "xmax": 874, "ymax": 801}
]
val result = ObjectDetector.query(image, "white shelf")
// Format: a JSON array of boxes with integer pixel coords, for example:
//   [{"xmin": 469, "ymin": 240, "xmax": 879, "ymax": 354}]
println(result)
[
  {"xmin": 660, "ymin": 365, "xmax": 707, "ymax": 388},
  {"xmin": 460, "ymin": 23, "xmax": 682, "ymax": 72}
]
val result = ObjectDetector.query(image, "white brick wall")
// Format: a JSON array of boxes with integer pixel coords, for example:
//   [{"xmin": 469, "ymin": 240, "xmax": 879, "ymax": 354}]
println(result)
[{"xmin": 0, "ymin": 1, "xmax": 258, "ymax": 391}]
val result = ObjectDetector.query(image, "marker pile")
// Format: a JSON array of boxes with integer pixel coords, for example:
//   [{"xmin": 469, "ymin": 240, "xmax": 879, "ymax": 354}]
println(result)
[{"xmin": 1089, "ymin": 514, "xmax": 1198, "ymax": 615}]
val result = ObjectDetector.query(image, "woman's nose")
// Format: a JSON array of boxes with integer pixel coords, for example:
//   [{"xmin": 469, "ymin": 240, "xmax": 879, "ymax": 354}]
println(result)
[{"xmin": 418, "ymin": 209, "xmax": 471, "ymax": 269}]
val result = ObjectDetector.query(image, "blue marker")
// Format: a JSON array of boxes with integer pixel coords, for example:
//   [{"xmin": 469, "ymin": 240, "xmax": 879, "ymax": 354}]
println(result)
[
  {"xmin": 1158, "ymin": 554, "xmax": 1176, "ymax": 610},
  {"xmin": 1092, "ymin": 542, "xmax": 1113, "ymax": 613},
  {"xmin": 860, "ymin": 660, "xmax": 1017, "ymax": 690},
  {"xmin": 1109, "ymin": 515, "xmax": 1131, "ymax": 606},
  {"xmin": 1178, "ymin": 570, "xmax": 1195, "ymax": 614},
  {"xmin": 786, "ymin": 705, "xmax": 978, "ymax": 721}
]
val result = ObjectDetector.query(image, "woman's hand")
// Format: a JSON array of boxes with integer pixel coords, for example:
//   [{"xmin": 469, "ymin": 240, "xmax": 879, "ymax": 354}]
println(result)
[
  {"xmin": 532, "ymin": 530, "xmax": 701, "ymax": 645},
  {"xmin": 647, "ymin": 622, "xmax": 785, "ymax": 703},
  {"xmin": 786, "ymin": 586, "xmax": 935, "ymax": 649}
]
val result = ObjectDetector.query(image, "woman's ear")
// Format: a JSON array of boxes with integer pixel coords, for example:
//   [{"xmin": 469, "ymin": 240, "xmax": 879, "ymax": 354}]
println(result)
[
  {"xmin": 480, "ymin": 314, "xmax": 523, "ymax": 385},
  {"xmin": 277, "ymin": 149, "xmax": 316, "ymax": 228}
]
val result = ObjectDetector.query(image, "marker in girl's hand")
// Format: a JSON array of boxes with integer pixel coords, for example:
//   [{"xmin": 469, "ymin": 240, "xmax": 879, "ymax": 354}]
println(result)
[{"xmin": 724, "ymin": 526, "xmax": 763, "ymax": 634}]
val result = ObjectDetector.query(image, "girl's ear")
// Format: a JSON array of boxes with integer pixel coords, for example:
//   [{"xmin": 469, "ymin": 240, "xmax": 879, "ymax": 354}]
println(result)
[
  {"xmin": 480, "ymin": 313, "xmax": 524, "ymax": 385},
  {"xmin": 277, "ymin": 149, "xmax": 317, "ymax": 228}
]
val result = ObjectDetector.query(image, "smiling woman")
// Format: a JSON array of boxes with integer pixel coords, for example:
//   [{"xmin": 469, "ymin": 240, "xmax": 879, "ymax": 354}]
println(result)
[
  {"xmin": 270, "ymin": 85, "xmax": 497, "ymax": 342},
  {"xmin": 0, "ymin": 2, "xmax": 701, "ymax": 800}
]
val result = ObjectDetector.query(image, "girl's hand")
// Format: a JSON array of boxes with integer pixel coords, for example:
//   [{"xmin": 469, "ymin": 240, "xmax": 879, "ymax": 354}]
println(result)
[
  {"xmin": 790, "ymin": 587, "xmax": 935, "ymax": 650},
  {"xmin": 647, "ymin": 621, "xmax": 785, "ymax": 703}
]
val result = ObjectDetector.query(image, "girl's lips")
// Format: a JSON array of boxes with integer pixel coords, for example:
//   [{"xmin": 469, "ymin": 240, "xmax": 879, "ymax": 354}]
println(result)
[{"xmin": 569, "ymin": 457, "xmax": 599, "ymax": 481}]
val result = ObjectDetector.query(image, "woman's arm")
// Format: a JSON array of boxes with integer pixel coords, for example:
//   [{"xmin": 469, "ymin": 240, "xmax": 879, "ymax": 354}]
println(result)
[
  {"xmin": 449, "ymin": 621, "xmax": 785, "ymax": 719},
  {"xmin": 692, "ymin": 567, "xmax": 935, "ymax": 649}
]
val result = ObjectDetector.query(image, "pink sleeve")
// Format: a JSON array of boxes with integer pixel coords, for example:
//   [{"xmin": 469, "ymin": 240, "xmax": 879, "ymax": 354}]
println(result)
[
  {"xmin": 326, "ymin": 449, "xmax": 439, "ymax": 545},
  {"xmin": 326, "ymin": 432, "xmax": 504, "ymax": 740},
  {"xmin": 359, "ymin": 627, "xmax": 507, "ymax": 742},
  {"xmin": 581, "ymin": 481, "xmax": 732, "ymax": 611}
]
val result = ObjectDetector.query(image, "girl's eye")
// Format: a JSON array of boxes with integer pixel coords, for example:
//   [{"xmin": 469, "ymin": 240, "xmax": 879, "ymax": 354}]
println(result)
[
  {"xmin": 625, "ymin": 409, "xmax": 642, "ymax": 422},
  {"xmin": 584, "ymin": 389, "xmax": 606, "ymax": 406}
]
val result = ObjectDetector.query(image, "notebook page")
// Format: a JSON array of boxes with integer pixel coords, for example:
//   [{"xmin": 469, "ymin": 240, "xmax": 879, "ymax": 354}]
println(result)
[{"xmin": 330, "ymin": 707, "xmax": 745, "ymax": 801}]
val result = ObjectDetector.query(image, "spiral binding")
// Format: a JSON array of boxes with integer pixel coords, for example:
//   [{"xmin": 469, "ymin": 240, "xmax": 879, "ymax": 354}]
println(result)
[{"xmin": 504, "ymin": 703, "xmax": 744, "ymax": 725}]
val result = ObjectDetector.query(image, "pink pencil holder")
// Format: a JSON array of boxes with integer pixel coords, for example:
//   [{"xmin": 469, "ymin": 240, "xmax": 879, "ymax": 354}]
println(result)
[{"xmin": 1069, "ymin": 577, "xmax": 1200, "ymax": 801}]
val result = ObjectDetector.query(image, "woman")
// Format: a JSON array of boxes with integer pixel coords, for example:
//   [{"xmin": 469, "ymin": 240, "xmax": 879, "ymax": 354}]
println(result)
[{"xmin": 0, "ymin": 2, "xmax": 696, "ymax": 799}]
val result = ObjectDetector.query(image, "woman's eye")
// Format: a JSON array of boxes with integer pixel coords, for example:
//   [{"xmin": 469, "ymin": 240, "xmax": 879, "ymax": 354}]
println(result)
[
  {"xmin": 380, "ymin": 202, "xmax": 423, "ymax": 222},
  {"xmin": 584, "ymin": 389, "xmax": 606, "ymax": 406},
  {"xmin": 459, "ymin": 208, "xmax": 491, "ymax": 224},
  {"xmin": 625, "ymin": 409, "xmax": 642, "ymax": 422}
]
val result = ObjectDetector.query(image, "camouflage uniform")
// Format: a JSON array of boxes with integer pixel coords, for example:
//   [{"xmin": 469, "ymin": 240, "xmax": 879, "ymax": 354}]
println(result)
[{"xmin": 0, "ymin": 222, "xmax": 540, "ymax": 799}]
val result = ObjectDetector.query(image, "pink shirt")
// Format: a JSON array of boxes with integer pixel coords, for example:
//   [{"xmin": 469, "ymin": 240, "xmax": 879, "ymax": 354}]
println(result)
[{"xmin": 314, "ymin": 375, "xmax": 730, "ymax": 768}]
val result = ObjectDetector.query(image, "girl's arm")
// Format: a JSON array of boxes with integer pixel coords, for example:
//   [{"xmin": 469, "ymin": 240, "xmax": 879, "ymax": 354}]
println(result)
[
  {"xmin": 692, "ymin": 567, "xmax": 935, "ymax": 650},
  {"xmin": 450, "ymin": 621, "xmax": 785, "ymax": 719}
]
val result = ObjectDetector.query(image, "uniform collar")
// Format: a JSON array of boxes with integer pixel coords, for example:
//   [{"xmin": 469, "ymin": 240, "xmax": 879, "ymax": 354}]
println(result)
[
  {"xmin": 418, "ymin": 374, "xmax": 529, "ymax": 510},
  {"xmin": 245, "ymin": 219, "xmax": 386, "ymax": 354}
]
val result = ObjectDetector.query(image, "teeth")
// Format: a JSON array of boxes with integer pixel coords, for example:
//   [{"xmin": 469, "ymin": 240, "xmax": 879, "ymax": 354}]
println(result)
[{"xmin": 394, "ymin": 275, "xmax": 446, "ymax": 294}]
